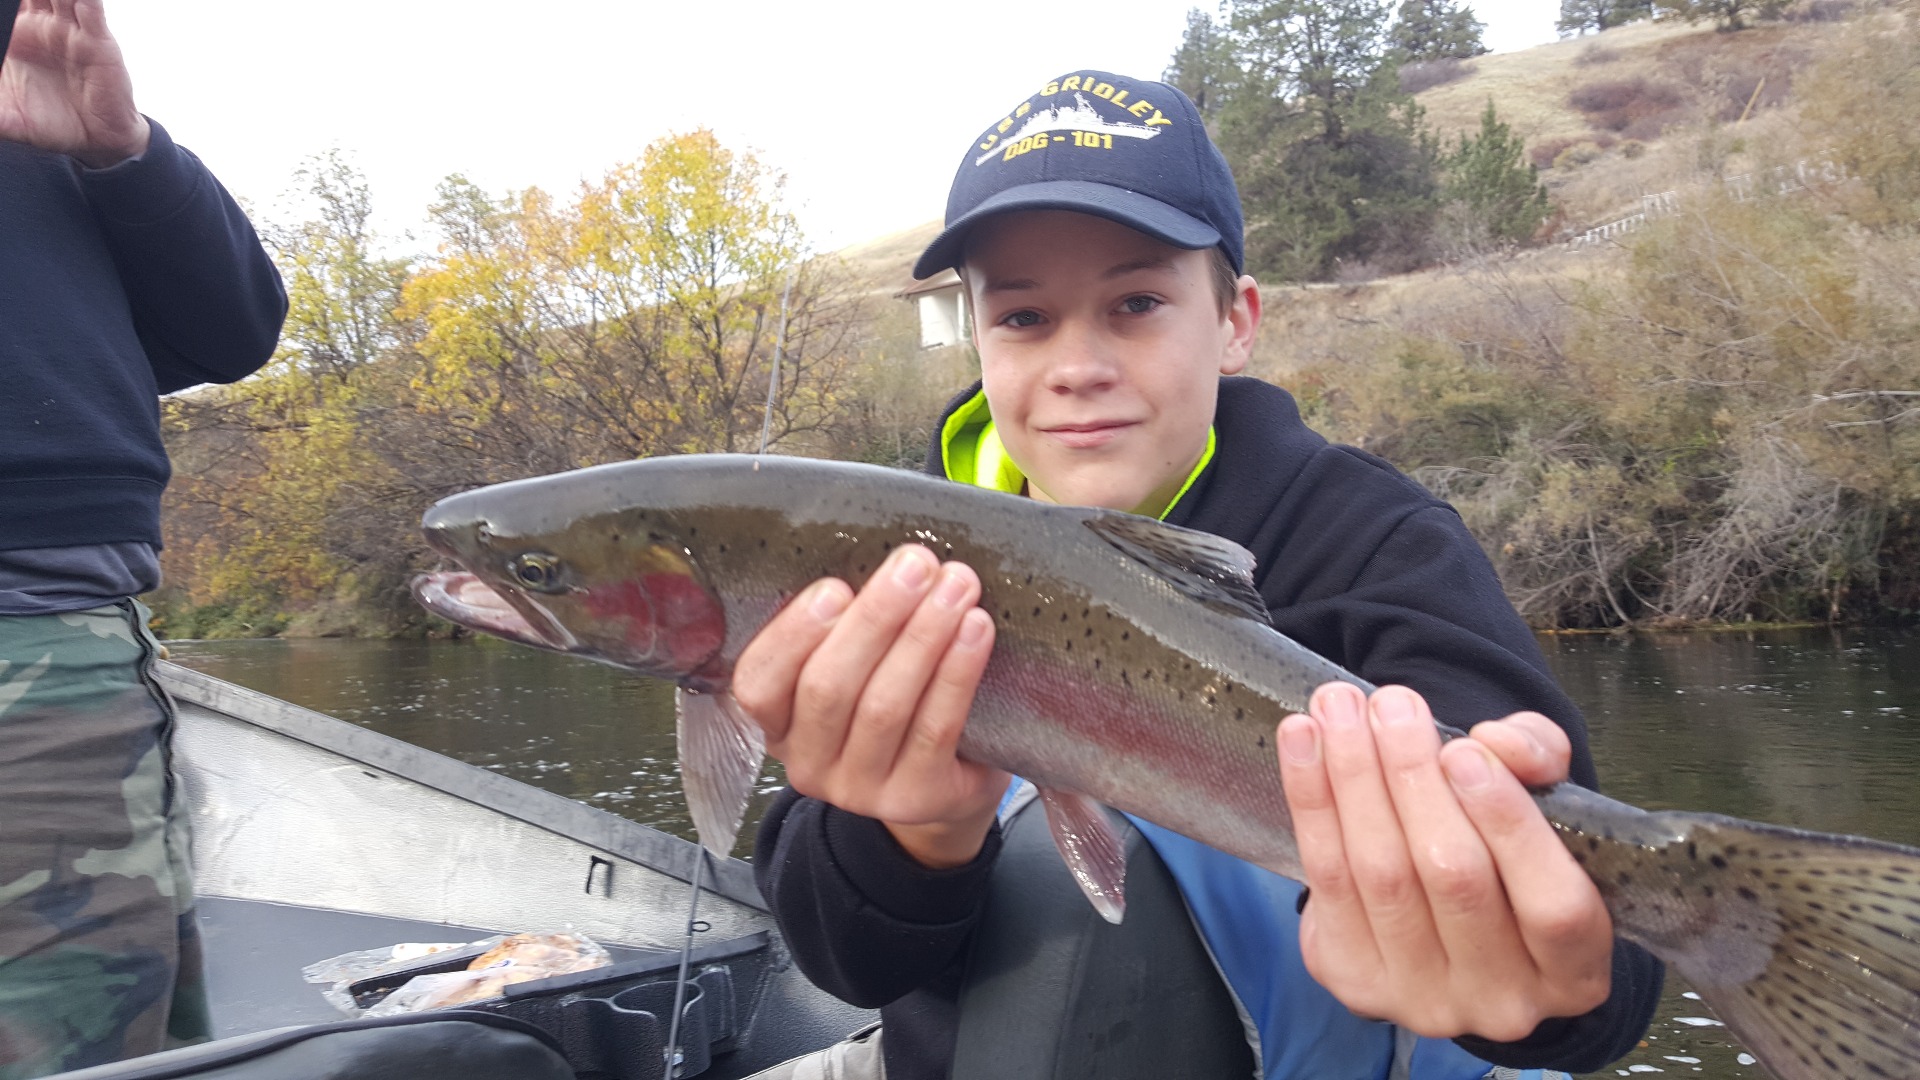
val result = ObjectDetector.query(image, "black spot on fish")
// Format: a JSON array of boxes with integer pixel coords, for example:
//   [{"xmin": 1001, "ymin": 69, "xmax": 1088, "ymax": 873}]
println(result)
[
  {"xmin": 1093, "ymin": 659, "xmax": 1101, "ymax": 671},
  {"xmin": 1002, "ymin": 610, "xmax": 1011, "ymax": 621},
  {"xmin": 1122, "ymin": 631, "xmax": 1130, "ymax": 641},
  {"xmin": 1025, "ymin": 574, "xmax": 1033, "ymax": 586},
  {"xmin": 1085, "ymin": 628, "xmax": 1093, "ymax": 638},
  {"xmin": 1235, "ymin": 708, "xmax": 1245, "ymax": 720},
  {"xmin": 718, "ymin": 544, "xmax": 728, "ymax": 554},
  {"xmin": 1064, "ymin": 641, "xmax": 1073, "ymax": 652},
  {"xmin": 1061, "ymin": 612, "xmax": 1069, "ymax": 623},
  {"xmin": 1032, "ymin": 607, "xmax": 1041, "ymax": 617},
  {"xmin": 1738, "ymin": 886, "xmax": 1760, "ymax": 901},
  {"xmin": 1616, "ymin": 872, "xmax": 1633, "ymax": 887},
  {"xmin": 1257, "ymin": 735, "xmax": 1267, "ymax": 749},
  {"xmin": 1688, "ymin": 842, "xmax": 1698, "ymax": 860},
  {"xmin": 1703, "ymin": 885, "xmax": 1715, "ymax": 898},
  {"xmin": 1711, "ymin": 854, "xmax": 1729, "ymax": 869},
  {"xmin": 1205, "ymin": 694, "xmax": 1216, "ymax": 706}
]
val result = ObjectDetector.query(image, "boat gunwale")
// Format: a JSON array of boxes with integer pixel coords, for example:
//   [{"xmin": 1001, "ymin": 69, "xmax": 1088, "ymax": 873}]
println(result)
[{"xmin": 156, "ymin": 660, "xmax": 767, "ymax": 912}]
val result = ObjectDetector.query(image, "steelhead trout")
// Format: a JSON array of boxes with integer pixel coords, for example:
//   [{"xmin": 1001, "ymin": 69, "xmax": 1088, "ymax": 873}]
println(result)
[{"xmin": 413, "ymin": 453, "xmax": 1920, "ymax": 1080}]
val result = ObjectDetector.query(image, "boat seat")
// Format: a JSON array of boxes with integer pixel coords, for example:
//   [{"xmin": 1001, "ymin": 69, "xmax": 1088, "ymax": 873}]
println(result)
[
  {"xmin": 47, "ymin": 1011, "xmax": 572, "ymax": 1080},
  {"xmin": 950, "ymin": 800, "xmax": 1257, "ymax": 1080}
]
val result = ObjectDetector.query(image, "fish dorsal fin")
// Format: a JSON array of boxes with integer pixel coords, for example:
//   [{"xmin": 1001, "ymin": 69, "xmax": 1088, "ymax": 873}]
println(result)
[
  {"xmin": 675, "ymin": 688, "xmax": 767, "ymax": 858},
  {"xmin": 1083, "ymin": 514, "xmax": 1269, "ymax": 624}
]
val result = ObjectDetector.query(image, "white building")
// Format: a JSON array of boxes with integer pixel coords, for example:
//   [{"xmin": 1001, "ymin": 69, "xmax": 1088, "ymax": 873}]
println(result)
[{"xmin": 898, "ymin": 269, "xmax": 970, "ymax": 349}]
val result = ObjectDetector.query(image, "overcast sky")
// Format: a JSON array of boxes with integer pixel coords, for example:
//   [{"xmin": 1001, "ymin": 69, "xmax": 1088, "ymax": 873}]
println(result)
[{"xmin": 107, "ymin": 0, "xmax": 1559, "ymax": 254}]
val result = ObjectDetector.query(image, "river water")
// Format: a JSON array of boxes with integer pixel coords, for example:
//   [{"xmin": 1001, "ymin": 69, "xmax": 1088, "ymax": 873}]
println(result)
[{"xmin": 167, "ymin": 627, "xmax": 1920, "ymax": 1079}]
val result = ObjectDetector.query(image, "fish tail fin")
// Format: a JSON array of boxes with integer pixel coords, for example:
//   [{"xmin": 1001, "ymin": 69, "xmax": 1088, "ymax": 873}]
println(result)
[
  {"xmin": 675, "ymin": 688, "xmax": 767, "ymax": 858},
  {"xmin": 1634, "ymin": 815, "xmax": 1920, "ymax": 1079}
]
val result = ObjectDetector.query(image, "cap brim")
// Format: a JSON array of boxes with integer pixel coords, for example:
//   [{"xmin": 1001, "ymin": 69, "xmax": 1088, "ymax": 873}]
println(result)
[{"xmin": 912, "ymin": 180, "xmax": 1223, "ymax": 280}]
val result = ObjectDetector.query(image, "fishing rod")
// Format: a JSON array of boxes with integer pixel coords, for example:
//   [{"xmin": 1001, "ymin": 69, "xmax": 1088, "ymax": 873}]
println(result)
[
  {"xmin": 757, "ymin": 275, "xmax": 795, "ymax": 455},
  {"xmin": 661, "ymin": 846, "xmax": 709, "ymax": 1079}
]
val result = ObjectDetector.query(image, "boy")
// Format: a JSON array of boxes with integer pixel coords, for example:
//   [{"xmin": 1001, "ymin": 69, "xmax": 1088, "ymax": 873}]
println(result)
[{"xmin": 732, "ymin": 71, "xmax": 1661, "ymax": 1080}]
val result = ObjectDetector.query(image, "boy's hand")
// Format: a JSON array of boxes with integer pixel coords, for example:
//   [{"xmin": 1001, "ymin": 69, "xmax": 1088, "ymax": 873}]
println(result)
[
  {"xmin": 1277, "ymin": 682, "xmax": 1613, "ymax": 1043},
  {"xmin": 0, "ymin": 0, "xmax": 149, "ymax": 168},
  {"xmin": 732, "ymin": 544, "xmax": 1007, "ymax": 869}
]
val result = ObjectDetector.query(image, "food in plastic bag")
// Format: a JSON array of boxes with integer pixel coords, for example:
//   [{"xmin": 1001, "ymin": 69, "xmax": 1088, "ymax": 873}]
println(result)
[{"xmin": 306, "ymin": 930, "xmax": 612, "ymax": 1016}]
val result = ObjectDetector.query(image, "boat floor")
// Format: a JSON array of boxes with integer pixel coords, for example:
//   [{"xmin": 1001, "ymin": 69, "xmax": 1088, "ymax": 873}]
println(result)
[{"xmin": 198, "ymin": 895, "xmax": 654, "ymax": 1035}]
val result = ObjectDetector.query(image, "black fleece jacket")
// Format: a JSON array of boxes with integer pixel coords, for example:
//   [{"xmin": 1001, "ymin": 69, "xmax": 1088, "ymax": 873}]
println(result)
[
  {"xmin": 0, "ymin": 121, "xmax": 287, "ymax": 551},
  {"xmin": 754, "ymin": 376, "xmax": 1664, "ymax": 1079}
]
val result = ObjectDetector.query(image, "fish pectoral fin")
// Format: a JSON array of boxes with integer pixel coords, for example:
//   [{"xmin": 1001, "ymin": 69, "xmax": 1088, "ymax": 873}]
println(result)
[
  {"xmin": 675, "ymin": 688, "xmax": 767, "ymax": 859},
  {"xmin": 1082, "ymin": 514, "xmax": 1270, "ymax": 624},
  {"xmin": 1038, "ymin": 787, "xmax": 1128, "ymax": 924}
]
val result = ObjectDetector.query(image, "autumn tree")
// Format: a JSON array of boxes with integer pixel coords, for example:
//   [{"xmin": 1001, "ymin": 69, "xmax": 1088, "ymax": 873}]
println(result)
[{"xmin": 400, "ymin": 130, "xmax": 862, "ymax": 492}]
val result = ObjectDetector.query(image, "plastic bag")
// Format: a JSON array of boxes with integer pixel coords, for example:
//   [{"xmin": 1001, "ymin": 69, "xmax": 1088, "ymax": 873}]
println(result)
[
  {"xmin": 307, "ymin": 930, "xmax": 612, "ymax": 1017},
  {"xmin": 302, "ymin": 940, "xmax": 472, "ymax": 1015}
]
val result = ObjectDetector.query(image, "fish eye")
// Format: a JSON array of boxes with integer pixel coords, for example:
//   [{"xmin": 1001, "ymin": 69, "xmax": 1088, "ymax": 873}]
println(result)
[{"xmin": 507, "ymin": 552, "xmax": 567, "ymax": 594}]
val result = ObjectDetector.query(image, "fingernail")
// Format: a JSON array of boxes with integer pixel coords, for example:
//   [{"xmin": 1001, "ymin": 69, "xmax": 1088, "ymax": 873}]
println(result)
[
  {"xmin": 1445, "ymin": 746, "xmax": 1493, "ymax": 792},
  {"xmin": 934, "ymin": 564, "xmax": 971, "ymax": 607},
  {"xmin": 892, "ymin": 547, "xmax": 931, "ymax": 589},
  {"xmin": 808, "ymin": 581, "xmax": 848, "ymax": 621},
  {"xmin": 1318, "ymin": 690, "xmax": 1362, "ymax": 729},
  {"xmin": 1370, "ymin": 689, "xmax": 1418, "ymax": 730},
  {"xmin": 1279, "ymin": 719, "xmax": 1318, "ymax": 765},
  {"xmin": 957, "ymin": 609, "xmax": 989, "ymax": 646}
]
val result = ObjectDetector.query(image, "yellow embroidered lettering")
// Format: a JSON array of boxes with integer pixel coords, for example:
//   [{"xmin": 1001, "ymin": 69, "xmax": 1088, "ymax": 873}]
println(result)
[
  {"xmin": 1092, "ymin": 82, "xmax": 1116, "ymax": 99},
  {"xmin": 979, "ymin": 134, "xmax": 999, "ymax": 152},
  {"xmin": 998, "ymin": 117, "xmax": 1014, "ymax": 133},
  {"xmin": 1128, "ymin": 99, "xmax": 1154, "ymax": 118},
  {"xmin": 1014, "ymin": 102, "xmax": 1032, "ymax": 118},
  {"xmin": 1062, "ymin": 76, "xmax": 1082, "ymax": 92},
  {"xmin": 1145, "ymin": 110, "xmax": 1171, "ymax": 127},
  {"xmin": 1111, "ymin": 90, "xmax": 1130, "ymax": 107},
  {"xmin": 1042, "ymin": 81, "xmax": 1060, "ymax": 96}
]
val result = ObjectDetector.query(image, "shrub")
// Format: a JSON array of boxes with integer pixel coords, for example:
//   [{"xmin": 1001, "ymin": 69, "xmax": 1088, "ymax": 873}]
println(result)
[
  {"xmin": 1399, "ymin": 57, "xmax": 1475, "ymax": 94},
  {"xmin": 1552, "ymin": 141, "xmax": 1606, "ymax": 169},
  {"xmin": 1568, "ymin": 77, "xmax": 1689, "ymax": 133},
  {"xmin": 1530, "ymin": 137, "xmax": 1582, "ymax": 169},
  {"xmin": 1575, "ymin": 43, "xmax": 1624, "ymax": 66}
]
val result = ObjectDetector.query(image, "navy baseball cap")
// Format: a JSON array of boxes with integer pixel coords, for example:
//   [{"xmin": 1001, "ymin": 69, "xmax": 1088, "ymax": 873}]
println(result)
[{"xmin": 913, "ymin": 70, "xmax": 1244, "ymax": 280}]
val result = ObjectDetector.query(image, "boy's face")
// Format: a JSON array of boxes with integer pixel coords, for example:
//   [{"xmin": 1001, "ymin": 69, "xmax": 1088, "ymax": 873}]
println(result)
[{"xmin": 964, "ymin": 210, "xmax": 1259, "ymax": 515}]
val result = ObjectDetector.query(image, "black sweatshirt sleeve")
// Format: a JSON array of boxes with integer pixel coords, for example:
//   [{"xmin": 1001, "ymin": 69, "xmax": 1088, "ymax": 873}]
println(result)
[
  {"xmin": 77, "ymin": 119, "xmax": 287, "ymax": 393},
  {"xmin": 753, "ymin": 788, "xmax": 1004, "ymax": 1009},
  {"xmin": 1270, "ymin": 499, "xmax": 1664, "ymax": 1072}
]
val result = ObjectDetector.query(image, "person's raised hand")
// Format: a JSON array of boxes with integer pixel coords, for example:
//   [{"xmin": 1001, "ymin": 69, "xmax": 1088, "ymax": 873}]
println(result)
[
  {"xmin": 1276, "ymin": 682, "xmax": 1614, "ymax": 1042},
  {"xmin": 732, "ymin": 544, "xmax": 1007, "ymax": 869},
  {"xmin": 1, "ymin": 0, "xmax": 148, "ymax": 167}
]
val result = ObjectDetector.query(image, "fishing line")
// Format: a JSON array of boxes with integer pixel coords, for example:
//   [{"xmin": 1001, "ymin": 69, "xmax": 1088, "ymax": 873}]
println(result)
[
  {"xmin": 662, "ymin": 846, "xmax": 709, "ymax": 1078},
  {"xmin": 757, "ymin": 275, "xmax": 795, "ymax": 455}
]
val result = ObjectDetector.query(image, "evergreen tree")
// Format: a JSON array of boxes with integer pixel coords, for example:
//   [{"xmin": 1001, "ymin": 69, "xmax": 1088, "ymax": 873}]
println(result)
[
  {"xmin": 1441, "ymin": 99, "xmax": 1551, "ymax": 247},
  {"xmin": 1165, "ymin": 8, "xmax": 1240, "ymax": 126},
  {"xmin": 1218, "ymin": 0, "xmax": 1443, "ymax": 280},
  {"xmin": 1390, "ymin": 0, "xmax": 1487, "ymax": 61},
  {"xmin": 1557, "ymin": 0, "xmax": 1654, "ymax": 35},
  {"xmin": 1653, "ymin": 0, "xmax": 1786, "ymax": 30}
]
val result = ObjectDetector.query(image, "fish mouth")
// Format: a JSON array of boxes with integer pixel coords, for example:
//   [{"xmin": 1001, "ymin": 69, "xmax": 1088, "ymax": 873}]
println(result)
[{"xmin": 411, "ymin": 572, "xmax": 579, "ymax": 652}]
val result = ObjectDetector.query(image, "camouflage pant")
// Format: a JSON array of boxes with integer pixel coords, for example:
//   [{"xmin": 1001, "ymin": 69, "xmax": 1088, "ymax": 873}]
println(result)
[{"xmin": 0, "ymin": 601, "xmax": 207, "ymax": 1079}]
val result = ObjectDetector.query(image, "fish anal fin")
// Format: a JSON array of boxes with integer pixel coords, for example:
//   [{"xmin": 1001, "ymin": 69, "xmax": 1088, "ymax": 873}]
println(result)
[
  {"xmin": 675, "ymin": 688, "xmax": 767, "ymax": 858},
  {"xmin": 1082, "ymin": 514, "xmax": 1268, "ymax": 623},
  {"xmin": 1039, "ymin": 787, "xmax": 1127, "ymax": 924}
]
